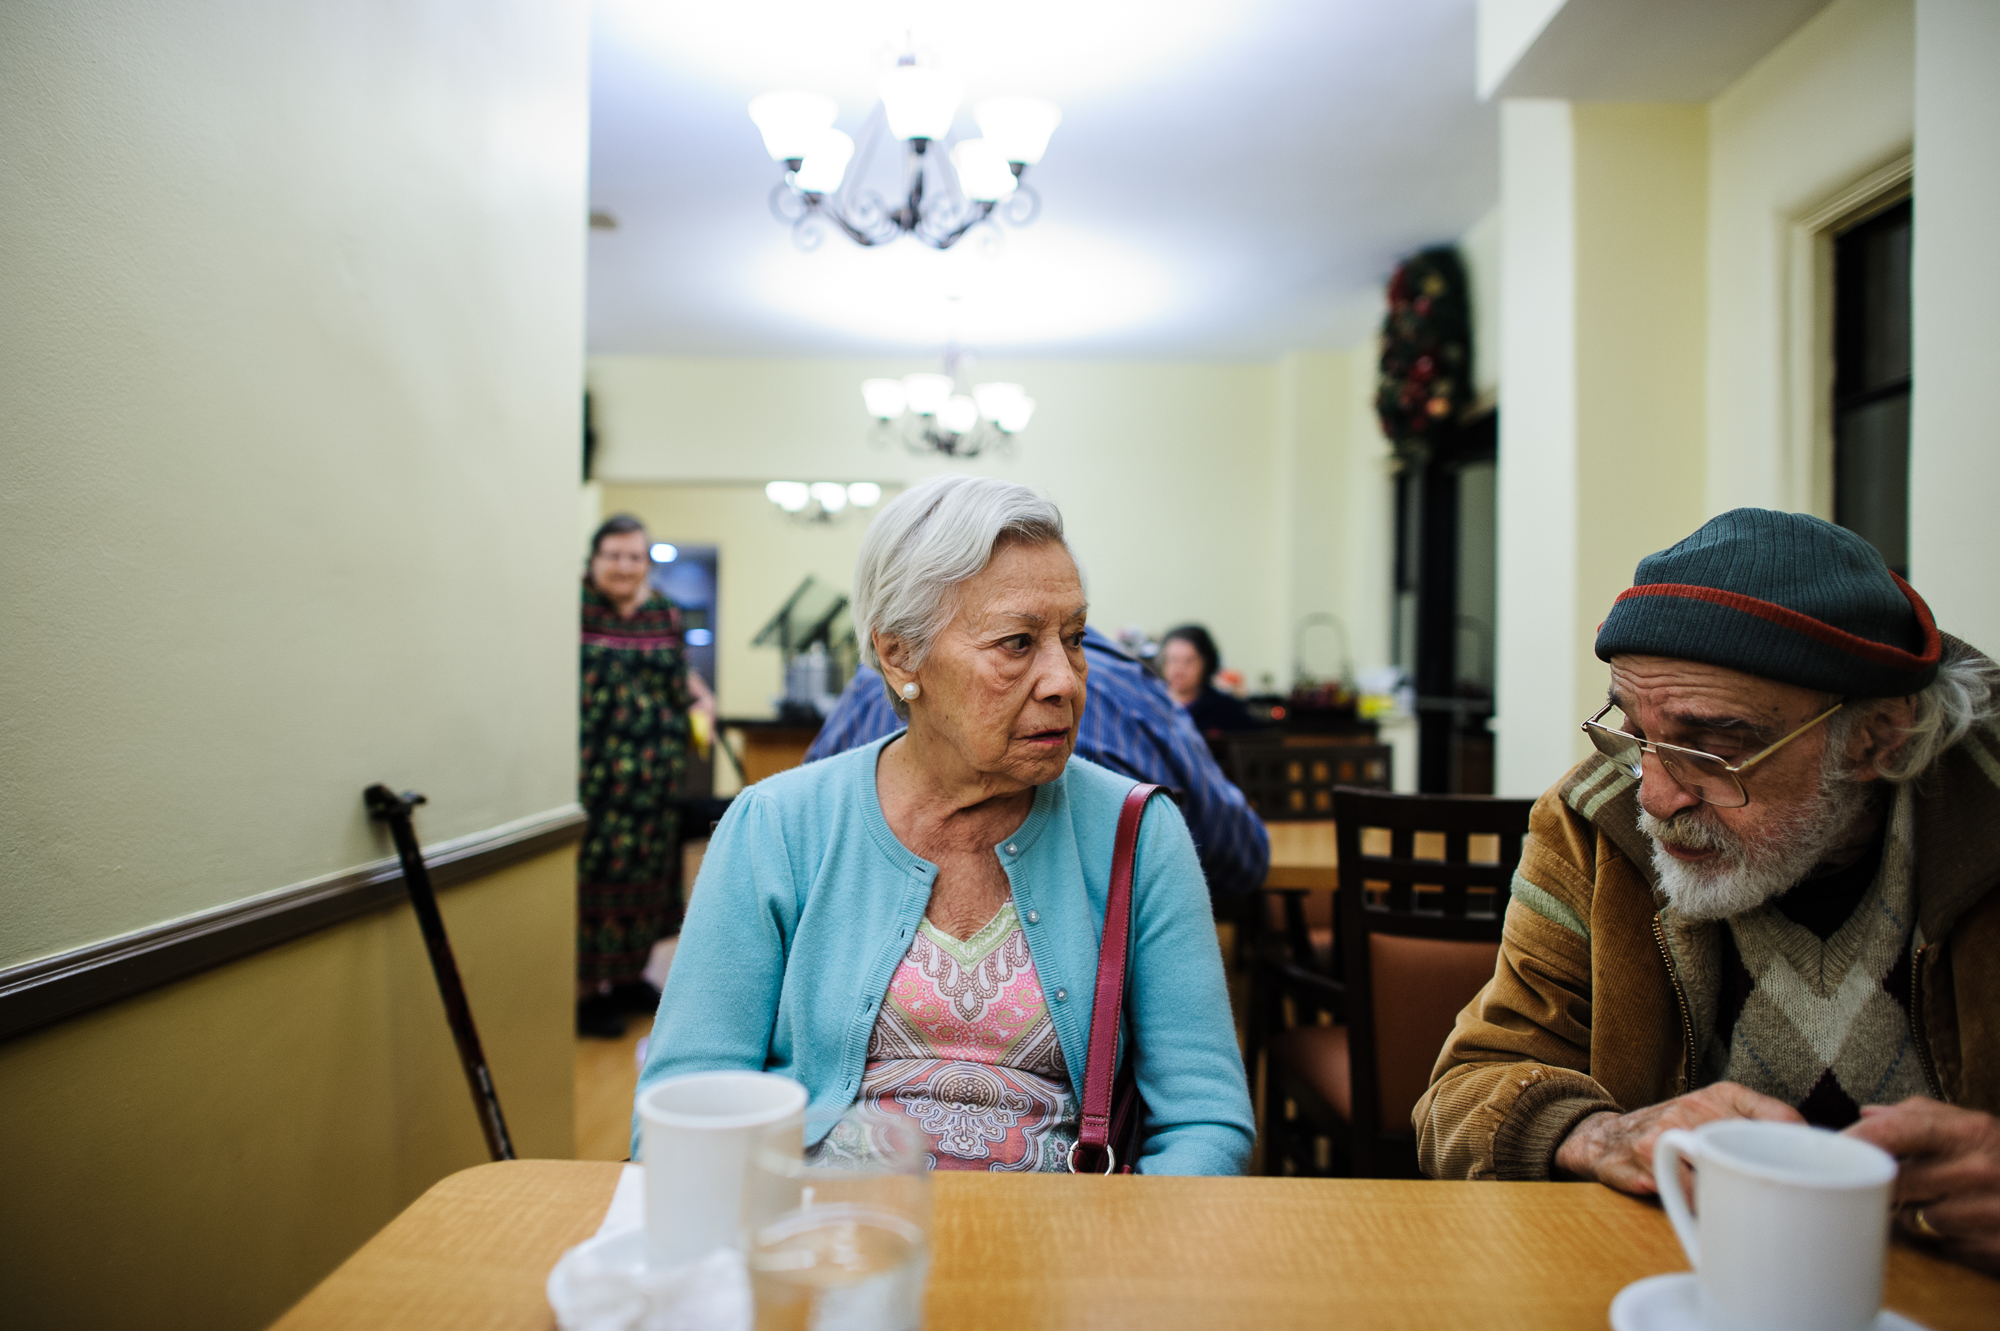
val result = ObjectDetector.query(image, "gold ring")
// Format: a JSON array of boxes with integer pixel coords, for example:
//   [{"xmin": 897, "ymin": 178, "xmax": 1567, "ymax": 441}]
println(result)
[{"xmin": 1910, "ymin": 1206, "xmax": 1942, "ymax": 1240}]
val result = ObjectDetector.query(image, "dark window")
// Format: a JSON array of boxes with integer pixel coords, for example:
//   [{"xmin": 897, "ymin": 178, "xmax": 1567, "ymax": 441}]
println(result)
[{"xmin": 1832, "ymin": 198, "xmax": 1912, "ymax": 575}]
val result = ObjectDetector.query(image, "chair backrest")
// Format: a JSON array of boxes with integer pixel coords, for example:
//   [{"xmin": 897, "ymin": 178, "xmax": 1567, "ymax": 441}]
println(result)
[
  {"xmin": 1230, "ymin": 742, "xmax": 1392, "ymax": 820},
  {"xmin": 1332, "ymin": 787, "xmax": 1534, "ymax": 1177}
]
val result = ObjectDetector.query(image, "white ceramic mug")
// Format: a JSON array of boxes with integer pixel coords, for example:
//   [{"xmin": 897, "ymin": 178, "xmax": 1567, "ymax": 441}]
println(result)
[
  {"xmin": 1652, "ymin": 1119, "xmax": 1897, "ymax": 1331},
  {"xmin": 636, "ymin": 1070, "xmax": 808, "ymax": 1269}
]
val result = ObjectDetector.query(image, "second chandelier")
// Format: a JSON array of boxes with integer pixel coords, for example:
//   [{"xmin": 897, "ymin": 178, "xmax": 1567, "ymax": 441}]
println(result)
[{"xmin": 749, "ymin": 57, "xmax": 1060, "ymax": 252}]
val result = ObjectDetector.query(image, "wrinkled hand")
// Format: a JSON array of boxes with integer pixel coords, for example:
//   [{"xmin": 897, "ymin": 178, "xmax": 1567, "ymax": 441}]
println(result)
[
  {"xmin": 1554, "ymin": 1082, "xmax": 1804, "ymax": 1195},
  {"xmin": 1846, "ymin": 1097, "xmax": 2000, "ymax": 1277}
]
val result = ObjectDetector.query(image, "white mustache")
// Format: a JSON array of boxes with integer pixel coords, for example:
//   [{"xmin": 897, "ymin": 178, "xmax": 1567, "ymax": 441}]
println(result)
[{"xmin": 1642, "ymin": 809, "xmax": 1740, "ymax": 856}]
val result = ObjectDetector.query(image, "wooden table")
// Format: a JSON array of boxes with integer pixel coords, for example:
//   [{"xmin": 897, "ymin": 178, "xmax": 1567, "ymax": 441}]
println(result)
[
  {"xmin": 270, "ymin": 1161, "xmax": 1999, "ymax": 1330},
  {"xmin": 1262, "ymin": 819, "xmax": 1338, "ymax": 890}
]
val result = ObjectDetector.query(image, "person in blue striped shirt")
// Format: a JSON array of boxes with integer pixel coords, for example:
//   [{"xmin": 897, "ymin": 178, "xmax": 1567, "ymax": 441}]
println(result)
[{"xmin": 806, "ymin": 625, "xmax": 1270, "ymax": 900}]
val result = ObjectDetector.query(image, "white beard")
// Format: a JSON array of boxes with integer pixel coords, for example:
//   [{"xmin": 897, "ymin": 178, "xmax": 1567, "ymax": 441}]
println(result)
[{"xmin": 1637, "ymin": 768, "xmax": 1877, "ymax": 922}]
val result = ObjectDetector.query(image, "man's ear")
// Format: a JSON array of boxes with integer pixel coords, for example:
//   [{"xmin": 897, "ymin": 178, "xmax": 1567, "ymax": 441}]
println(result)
[{"xmin": 1847, "ymin": 697, "xmax": 1916, "ymax": 782}]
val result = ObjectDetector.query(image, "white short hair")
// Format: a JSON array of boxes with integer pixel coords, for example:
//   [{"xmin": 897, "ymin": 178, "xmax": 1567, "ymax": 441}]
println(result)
[
  {"xmin": 1830, "ymin": 636, "xmax": 2000, "ymax": 783},
  {"xmin": 852, "ymin": 477, "xmax": 1071, "ymax": 715}
]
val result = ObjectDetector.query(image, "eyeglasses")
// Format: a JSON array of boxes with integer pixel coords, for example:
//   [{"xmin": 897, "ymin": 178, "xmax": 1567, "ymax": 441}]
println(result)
[{"xmin": 1579, "ymin": 699, "xmax": 1846, "ymax": 809}]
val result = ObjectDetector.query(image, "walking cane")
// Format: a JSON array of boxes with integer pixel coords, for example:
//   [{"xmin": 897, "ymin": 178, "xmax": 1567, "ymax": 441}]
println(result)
[{"xmin": 363, "ymin": 784, "xmax": 516, "ymax": 1162}]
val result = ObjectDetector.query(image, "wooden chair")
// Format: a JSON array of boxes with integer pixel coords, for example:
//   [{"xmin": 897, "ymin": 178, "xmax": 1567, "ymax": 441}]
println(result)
[
  {"xmin": 1227, "ymin": 741, "xmax": 1392, "ymax": 821},
  {"xmin": 1260, "ymin": 788, "xmax": 1533, "ymax": 1178}
]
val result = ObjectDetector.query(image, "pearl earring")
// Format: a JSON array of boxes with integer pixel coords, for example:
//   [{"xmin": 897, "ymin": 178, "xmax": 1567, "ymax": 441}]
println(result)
[{"xmin": 901, "ymin": 682, "xmax": 919, "ymax": 701}]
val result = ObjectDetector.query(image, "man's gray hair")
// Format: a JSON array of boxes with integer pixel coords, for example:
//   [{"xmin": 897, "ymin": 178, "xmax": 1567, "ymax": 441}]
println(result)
[
  {"xmin": 1831, "ymin": 637, "xmax": 2000, "ymax": 783},
  {"xmin": 851, "ymin": 476, "xmax": 1071, "ymax": 717}
]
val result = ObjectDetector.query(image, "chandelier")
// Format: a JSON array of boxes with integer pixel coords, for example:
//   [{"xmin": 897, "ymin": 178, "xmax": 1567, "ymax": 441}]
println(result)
[
  {"xmin": 861, "ymin": 351, "xmax": 1033, "ymax": 459},
  {"xmin": 765, "ymin": 481, "xmax": 882, "ymax": 522},
  {"xmin": 748, "ymin": 58, "xmax": 1060, "ymax": 252}
]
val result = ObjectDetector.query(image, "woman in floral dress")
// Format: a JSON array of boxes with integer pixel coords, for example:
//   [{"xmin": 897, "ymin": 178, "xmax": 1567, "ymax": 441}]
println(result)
[{"xmin": 578, "ymin": 515, "xmax": 713, "ymax": 1037}]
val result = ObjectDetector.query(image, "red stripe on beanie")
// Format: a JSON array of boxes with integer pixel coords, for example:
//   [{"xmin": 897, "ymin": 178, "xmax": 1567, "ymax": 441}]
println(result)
[{"xmin": 1612, "ymin": 576, "xmax": 1941, "ymax": 673}]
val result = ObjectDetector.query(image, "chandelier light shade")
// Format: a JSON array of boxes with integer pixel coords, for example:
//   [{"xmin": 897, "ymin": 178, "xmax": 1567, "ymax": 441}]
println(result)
[
  {"xmin": 748, "ymin": 90, "xmax": 839, "ymax": 163},
  {"xmin": 765, "ymin": 481, "xmax": 883, "ymax": 521},
  {"xmin": 860, "ymin": 378, "xmax": 907, "ymax": 419},
  {"xmin": 939, "ymin": 395, "xmax": 979, "ymax": 434},
  {"xmin": 995, "ymin": 394, "xmax": 1036, "ymax": 434},
  {"xmin": 753, "ymin": 52, "xmax": 1057, "ymax": 251},
  {"xmin": 973, "ymin": 97, "xmax": 1063, "ymax": 166},
  {"xmin": 948, "ymin": 139, "xmax": 1018, "ymax": 202},
  {"xmin": 794, "ymin": 129, "xmax": 854, "ymax": 194},
  {"xmin": 861, "ymin": 355, "xmax": 1035, "ymax": 459},
  {"xmin": 900, "ymin": 373, "xmax": 955, "ymax": 416},
  {"xmin": 972, "ymin": 381, "xmax": 1024, "ymax": 421},
  {"xmin": 765, "ymin": 480, "xmax": 812, "ymax": 512},
  {"xmin": 878, "ymin": 65, "xmax": 961, "ymax": 142}
]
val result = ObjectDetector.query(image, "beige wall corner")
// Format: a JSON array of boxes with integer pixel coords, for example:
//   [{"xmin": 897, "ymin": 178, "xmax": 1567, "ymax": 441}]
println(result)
[
  {"xmin": 1459, "ymin": 206, "xmax": 1504, "ymax": 403},
  {"xmin": 1493, "ymin": 100, "xmax": 1709, "ymax": 797},
  {"xmin": 1572, "ymin": 103, "xmax": 1710, "ymax": 725},
  {"xmin": 1494, "ymin": 99, "xmax": 1582, "ymax": 796},
  {"xmin": 1910, "ymin": 0, "xmax": 2000, "ymax": 653},
  {"xmin": 0, "ymin": 848, "xmax": 576, "ymax": 1331}
]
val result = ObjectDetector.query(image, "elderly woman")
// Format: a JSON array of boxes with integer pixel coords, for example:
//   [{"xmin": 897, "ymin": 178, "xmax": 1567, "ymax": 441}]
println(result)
[
  {"xmin": 1160, "ymin": 623, "xmax": 1257, "ymax": 737},
  {"xmin": 635, "ymin": 477, "xmax": 1253, "ymax": 1173}
]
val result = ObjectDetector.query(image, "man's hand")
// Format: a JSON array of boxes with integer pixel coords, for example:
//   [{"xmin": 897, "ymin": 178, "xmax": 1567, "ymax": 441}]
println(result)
[
  {"xmin": 1554, "ymin": 1082, "xmax": 1804, "ymax": 1194},
  {"xmin": 1846, "ymin": 1097, "xmax": 2000, "ymax": 1277}
]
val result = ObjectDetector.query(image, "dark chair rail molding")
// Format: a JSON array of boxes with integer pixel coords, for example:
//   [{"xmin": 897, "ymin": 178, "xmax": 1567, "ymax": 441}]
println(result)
[{"xmin": 0, "ymin": 804, "xmax": 587, "ymax": 1044}]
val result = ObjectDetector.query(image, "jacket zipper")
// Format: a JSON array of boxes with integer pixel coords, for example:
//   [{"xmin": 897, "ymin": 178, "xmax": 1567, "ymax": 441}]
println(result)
[
  {"xmin": 1653, "ymin": 913, "xmax": 1694, "ymax": 1094},
  {"xmin": 1909, "ymin": 942, "xmax": 1943, "ymax": 1100}
]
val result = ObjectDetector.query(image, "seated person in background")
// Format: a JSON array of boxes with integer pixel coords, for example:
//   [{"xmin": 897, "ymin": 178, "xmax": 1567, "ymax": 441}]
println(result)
[
  {"xmin": 808, "ymin": 617, "xmax": 1270, "ymax": 900},
  {"xmin": 1416, "ymin": 509, "xmax": 2000, "ymax": 1276},
  {"xmin": 639, "ymin": 476, "xmax": 1254, "ymax": 1173},
  {"xmin": 1160, "ymin": 624, "xmax": 1258, "ymax": 737}
]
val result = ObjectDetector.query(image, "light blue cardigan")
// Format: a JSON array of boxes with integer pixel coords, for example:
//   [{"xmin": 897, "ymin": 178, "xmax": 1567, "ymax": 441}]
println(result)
[{"xmin": 633, "ymin": 735, "xmax": 1254, "ymax": 1175}]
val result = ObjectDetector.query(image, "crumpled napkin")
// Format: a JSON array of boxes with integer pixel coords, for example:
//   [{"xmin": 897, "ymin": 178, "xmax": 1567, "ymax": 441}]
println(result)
[{"xmin": 545, "ymin": 1227, "xmax": 752, "ymax": 1331}]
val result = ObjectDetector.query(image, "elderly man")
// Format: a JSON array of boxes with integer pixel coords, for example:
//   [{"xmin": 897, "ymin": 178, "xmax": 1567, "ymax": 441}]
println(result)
[{"xmin": 1416, "ymin": 509, "xmax": 2000, "ymax": 1275}]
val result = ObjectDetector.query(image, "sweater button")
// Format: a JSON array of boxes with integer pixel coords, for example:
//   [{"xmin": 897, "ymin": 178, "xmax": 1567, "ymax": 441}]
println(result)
[
  {"xmin": 1027, "ymin": 910, "xmax": 1039, "ymax": 924},
  {"xmin": 1055, "ymin": 988, "xmax": 1067, "ymax": 1001},
  {"xmin": 1006, "ymin": 843, "xmax": 1018, "ymax": 855}
]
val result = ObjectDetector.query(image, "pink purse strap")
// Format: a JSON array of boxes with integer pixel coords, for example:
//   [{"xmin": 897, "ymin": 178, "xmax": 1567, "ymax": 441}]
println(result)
[{"xmin": 1069, "ymin": 782, "xmax": 1160, "ymax": 1174}]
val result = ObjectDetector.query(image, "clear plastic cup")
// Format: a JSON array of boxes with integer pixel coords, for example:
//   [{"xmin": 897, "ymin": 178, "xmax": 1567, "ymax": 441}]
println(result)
[{"xmin": 744, "ymin": 1115, "xmax": 931, "ymax": 1331}]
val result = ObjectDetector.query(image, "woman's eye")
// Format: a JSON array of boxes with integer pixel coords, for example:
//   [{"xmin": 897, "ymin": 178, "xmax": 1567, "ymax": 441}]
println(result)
[{"xmin": 1001, "ymin": 634, "xmax": 1032, "ymax": 651}]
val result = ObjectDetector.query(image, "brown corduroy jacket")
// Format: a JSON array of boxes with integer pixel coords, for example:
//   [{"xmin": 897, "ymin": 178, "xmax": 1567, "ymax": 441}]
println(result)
[{"xmin": 1414, "ymin": 726, "xmax": 2000, "ymax": 1181}]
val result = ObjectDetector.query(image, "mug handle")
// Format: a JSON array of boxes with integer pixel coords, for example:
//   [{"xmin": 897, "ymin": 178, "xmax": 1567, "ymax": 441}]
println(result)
[{"xmin": 1653, "ymin": 1127, "xmax": 1702, "ymax": 1269}]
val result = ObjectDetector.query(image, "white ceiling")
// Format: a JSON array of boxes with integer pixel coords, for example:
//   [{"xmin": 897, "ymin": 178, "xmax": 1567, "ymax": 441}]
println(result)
[{"xmin": 586, "ymin": 0, "xmax": 1499, "ymax": 361}]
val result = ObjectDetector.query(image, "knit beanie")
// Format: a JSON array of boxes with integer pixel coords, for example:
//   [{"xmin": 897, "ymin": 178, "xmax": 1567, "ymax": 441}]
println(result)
[{"xmin": 1594, "ymin": 509, "xmax": 1940, "ymax": 698}]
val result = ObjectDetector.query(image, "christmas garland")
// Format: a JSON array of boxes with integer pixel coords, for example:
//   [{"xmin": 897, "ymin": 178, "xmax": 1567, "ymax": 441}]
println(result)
[{"xmin": 1376, "ymin": 246, "xmax": 1471, "ymax": 456}]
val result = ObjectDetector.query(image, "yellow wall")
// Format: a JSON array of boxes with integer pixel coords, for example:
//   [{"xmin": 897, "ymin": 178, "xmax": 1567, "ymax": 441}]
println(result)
[
  {"xmin": 1572, "ymin": 104, "xmax": 1711, "ymax": 731},
  {"xmin": 1493, "ymin": 101, "xmax": 1710, "ymax": 795},
  {"xmin": 590, "ymin": 355, "xmax": 1308, "ymax": 700},
  {"xmin": 1705, "ymin": 0, "xmax": 1915, "ymax": 515},
  {"xmin": 0, "ymin": 846, "xmax": 576, "ymax": 1331},
  {"xmin": 0, "ymin": 0, "xmax": 589, "ymax": 968}
]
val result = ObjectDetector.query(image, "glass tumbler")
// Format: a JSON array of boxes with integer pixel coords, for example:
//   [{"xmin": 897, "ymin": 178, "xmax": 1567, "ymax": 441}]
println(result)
[{"xmin": 742, "ymin": 1115, "xmax": 932, "ymax": 1331}]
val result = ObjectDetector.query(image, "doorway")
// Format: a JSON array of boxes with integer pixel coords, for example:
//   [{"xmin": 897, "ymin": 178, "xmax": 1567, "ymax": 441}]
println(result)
[{"xmin": 1393, "ymin": 410, "xmax": 1497, "ymax": 794}]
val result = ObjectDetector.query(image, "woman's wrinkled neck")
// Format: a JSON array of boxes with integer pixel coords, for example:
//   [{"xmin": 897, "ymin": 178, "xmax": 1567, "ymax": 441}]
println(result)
[{"xmin": 877, "ymin": 723, "xmax": 1034, "ymax": 831}]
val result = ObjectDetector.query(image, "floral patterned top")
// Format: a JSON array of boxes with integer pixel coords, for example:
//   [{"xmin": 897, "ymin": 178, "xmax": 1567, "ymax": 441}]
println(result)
[{"xmin": 814, "ymin": 901, "xmax": 1079, "ymax": 1172}]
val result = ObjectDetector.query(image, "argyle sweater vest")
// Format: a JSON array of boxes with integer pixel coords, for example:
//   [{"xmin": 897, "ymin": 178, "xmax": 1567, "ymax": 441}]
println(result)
[{"xmin": 1703, "ymin": 792, "xmax": 1930, "ymax": 1127}]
